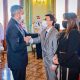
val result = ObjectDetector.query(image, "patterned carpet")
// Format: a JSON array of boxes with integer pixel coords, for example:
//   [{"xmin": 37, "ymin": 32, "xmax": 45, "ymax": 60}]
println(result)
[
  {"xmin": 0, "ymin": 52, "xmax": 46, "ymax": 80},
  {"xmin": 0, "ymin": 52, "xmax": 80, "ymax": 80}
]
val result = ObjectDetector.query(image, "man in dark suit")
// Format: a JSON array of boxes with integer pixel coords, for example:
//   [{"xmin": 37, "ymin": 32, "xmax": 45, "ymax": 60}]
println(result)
[{"xmin": 6, "ymin": 5, "xmax": 31, "ymax": 80}]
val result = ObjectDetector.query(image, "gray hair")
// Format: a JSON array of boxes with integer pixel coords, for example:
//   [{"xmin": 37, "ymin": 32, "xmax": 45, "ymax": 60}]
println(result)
[{"xmin": 10, "ymin": 5, "xmax": 23, "ymax": 17}]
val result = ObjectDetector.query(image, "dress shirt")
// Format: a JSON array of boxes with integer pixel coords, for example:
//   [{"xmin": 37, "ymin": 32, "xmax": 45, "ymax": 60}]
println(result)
[{"xmin": 45, "ymin": 27, "xmax": 52, "ymax": 37}]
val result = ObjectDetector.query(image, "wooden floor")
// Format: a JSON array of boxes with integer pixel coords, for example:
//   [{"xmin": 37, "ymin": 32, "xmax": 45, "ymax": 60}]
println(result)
[{"xmin": 0, "ymin": 52, "xmax": 46, "ymax": 80}]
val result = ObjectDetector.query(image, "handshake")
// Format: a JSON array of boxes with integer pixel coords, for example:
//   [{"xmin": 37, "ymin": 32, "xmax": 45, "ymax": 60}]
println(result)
[
  {"xmin": 23, "ymin": 33, "xmax": 39, "ymax": 44},
  {"xmin": 24, "ymin": 36, "xmax": 32, "ymax": 43}
]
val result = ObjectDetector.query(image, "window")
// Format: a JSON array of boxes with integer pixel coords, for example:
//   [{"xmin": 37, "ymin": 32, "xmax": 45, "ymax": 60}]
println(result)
[
  {"xmin": 8, "ymin": 0, "xmax": 20, "ymax": 21},
  {"xmin": 0, "ymin": 0, "xmax": 4, "ymax": 26},
  {"xmin": 68, "ymin": 0, "xmax": 77, "ymax": 14},
  {"xmin": 56, "ymin": 0, "xmax": 65, "ymax": 29}
]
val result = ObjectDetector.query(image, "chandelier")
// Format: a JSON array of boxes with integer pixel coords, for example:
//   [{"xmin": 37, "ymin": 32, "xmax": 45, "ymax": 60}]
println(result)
[{"xmin": 34, "ymin": 0, "xmax": 46, "ymax": 4}]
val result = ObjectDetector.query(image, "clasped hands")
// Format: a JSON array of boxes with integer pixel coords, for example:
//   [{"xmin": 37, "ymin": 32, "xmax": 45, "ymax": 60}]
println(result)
[
  {"xmin": 24, "ymin": 36, "xmax": 31, "ymax": 43},
  {"xmin": 50, "ymin": 54, "xmax": 59, "ymax": 71}
]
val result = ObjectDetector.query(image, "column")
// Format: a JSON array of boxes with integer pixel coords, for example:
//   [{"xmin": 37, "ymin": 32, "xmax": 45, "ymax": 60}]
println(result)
[
  {"xmin": 24, "ymin": 0, "xmax": 32, "ymax": 32},
  {"xmin": 77, "ymin": 0, "xmax": 80, "ymax": 18},
  {"xmin": 52, "ymin": 0, "xmax": 56, "ymax": 15},
  {"xmin": 24, "ymin": 0, "xmax": 29, "ymax": 31},
  {"xmin": 3, "ymin": 0, "xmax": 8, "ymax": 50},
  {"xmin": 47, "ymin": 0, "xmax": 52, "ymax": 13},
  {"xmin": 29, "ymin": 0, "xmax": 32, "ymax": 32},
  {"xmin": 65, "ymin": 0, "xmax": 68, "ymax": 12}
]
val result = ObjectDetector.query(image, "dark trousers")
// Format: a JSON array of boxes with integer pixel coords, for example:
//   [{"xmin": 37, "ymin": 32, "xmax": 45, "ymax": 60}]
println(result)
[
  {"xmin": 60, "ymin": 67, "xmax": 67, "ymax": 80},
  {"xmin": 60, "ymin": 66, "xmax": 79, "ymax": 80},
  {"xmin": 11, "ymin": 68, "xmax": 26, "ymax": 80},
  {"xmin": 36, "ymin": 43, "xmax": 42, "ymax": 59}
]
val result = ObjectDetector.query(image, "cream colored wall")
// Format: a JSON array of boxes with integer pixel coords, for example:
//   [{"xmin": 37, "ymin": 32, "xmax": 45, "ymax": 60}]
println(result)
[
  {"xmin": 24, "ymin": 0, "xmax": 56, "ymax": 32},
  {"xmin": 32, "ymin": 1, "xmax": 47, "ymax": 21},
  {"xmin": 32, "ymin": 0, "xmax": 55, "ymax": 22}
]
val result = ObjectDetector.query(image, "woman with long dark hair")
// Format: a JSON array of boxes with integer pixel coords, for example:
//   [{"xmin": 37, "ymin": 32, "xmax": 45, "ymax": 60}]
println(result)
[{"xmin": 53, "ymin": 13, "xmax": 80, "ymax": 80}]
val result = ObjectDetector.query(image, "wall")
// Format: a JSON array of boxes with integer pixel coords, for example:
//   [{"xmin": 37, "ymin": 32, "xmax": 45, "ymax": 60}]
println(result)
[
  {"xmin": 56, "ymin": 0, "xmax": 78, "ymax": 29},
  {"xmin": 68, "ymin": 0, "xmax": 77, "ymax": 14},
  {"xmin": 32, "ymin": 0, "xmax": 55, "ymax": 22},
  {"xmin": 0, "ymin": 0, "xmax": 3, "ymax": 26},
  {"xmin": 32, "ymin": 0, "xmax": 48, "ymax": 21},
  {"xmin": 56, "ymin": 0, "xmax": 65, "ymax": 29},
  {"xmin": 24, "ymin": 0, "xmax": 55, "ymax": 32},
  {"xmin": 8, "ymin": 0, "xmax": 20, "ymax": 21}
]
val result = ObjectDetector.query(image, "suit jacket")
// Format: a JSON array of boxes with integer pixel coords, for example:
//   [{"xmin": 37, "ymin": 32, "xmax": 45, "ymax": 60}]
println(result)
[
  {"xmin": 33, "ymin": 27, "xmax": 58, "ymax": 67},
  {"xmin": 56, "ymin": 29, "xmax": 80, "ymax": 68},
  {"xmin": 6, "ymin": 18, "xmax": 28, "ymax": 70}
]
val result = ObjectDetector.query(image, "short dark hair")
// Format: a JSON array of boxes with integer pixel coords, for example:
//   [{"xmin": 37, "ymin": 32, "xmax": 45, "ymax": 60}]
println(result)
[
  {"xmin": 10, "ymin": 5, "xmax": 23, "ymax": 17},
  {"xmin": 45, "ymin": 14, "xmax": 56, "ymax": 26},
  {"xmin": 54, "ymin": 23, "xmax": 60, "ymax": 31}
]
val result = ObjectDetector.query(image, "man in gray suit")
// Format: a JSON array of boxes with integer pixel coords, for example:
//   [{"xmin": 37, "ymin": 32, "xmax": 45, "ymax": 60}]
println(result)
[{"xmin": 24, "ymin": 14, "xmax": 58, "ymax": 80}]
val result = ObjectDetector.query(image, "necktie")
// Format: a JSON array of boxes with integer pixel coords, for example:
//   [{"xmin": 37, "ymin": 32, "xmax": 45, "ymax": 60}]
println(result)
[
  {"xmin": 38, "ymin": 22, "xmax": 40, "ymax": 26},
  {"xmin": 45, "ymin": 31, "xmax": 48, "ymax": 37},
  {"xmin": 19, "ymin": 24, "xmax": 23, "ymax": 30},
  {"xmin": 19, "ymin": 24, "xmax": 25, "ymax": 37}
]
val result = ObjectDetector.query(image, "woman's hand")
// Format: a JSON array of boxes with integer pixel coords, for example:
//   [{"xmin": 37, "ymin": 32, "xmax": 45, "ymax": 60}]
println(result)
[
  {"xmin": 53, "ymin": 54, "xmax": 59, "ymax": 65},
  {"xmin": 50, "ymin": 64, "xmax": 57, "ymax": 71}
]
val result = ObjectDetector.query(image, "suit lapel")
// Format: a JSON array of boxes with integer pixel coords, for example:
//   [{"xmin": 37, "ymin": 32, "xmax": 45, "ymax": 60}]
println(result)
[
  {"xmin": 11, "ymin": 18, "xmax": 25, "ymax": 37},
  {"xmin": 43, "ymin": 27, "xmax": 53, "ymax": 46},
  {"xmin": 41, "ymin": 27, "xmax": 54, "ymax": 46},
  {"xmin": 45, "ymin": 27, "xmax": 53, "ymax": 41},
  {"xmin": 41, "ymin": 29, "xmax": 46, "ymax": 46}
]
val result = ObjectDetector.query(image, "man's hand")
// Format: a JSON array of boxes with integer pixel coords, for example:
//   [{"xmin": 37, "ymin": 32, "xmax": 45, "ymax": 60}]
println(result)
[{"xmin": 24, "ymin": 36, "xmax": 31, "ymax": 43}]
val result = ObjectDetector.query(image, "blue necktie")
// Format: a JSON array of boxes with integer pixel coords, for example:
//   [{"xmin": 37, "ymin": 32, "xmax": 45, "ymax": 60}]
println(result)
[{"xmin": 45, "ymin": 31, "xmax": 48, "ymax": 37}]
